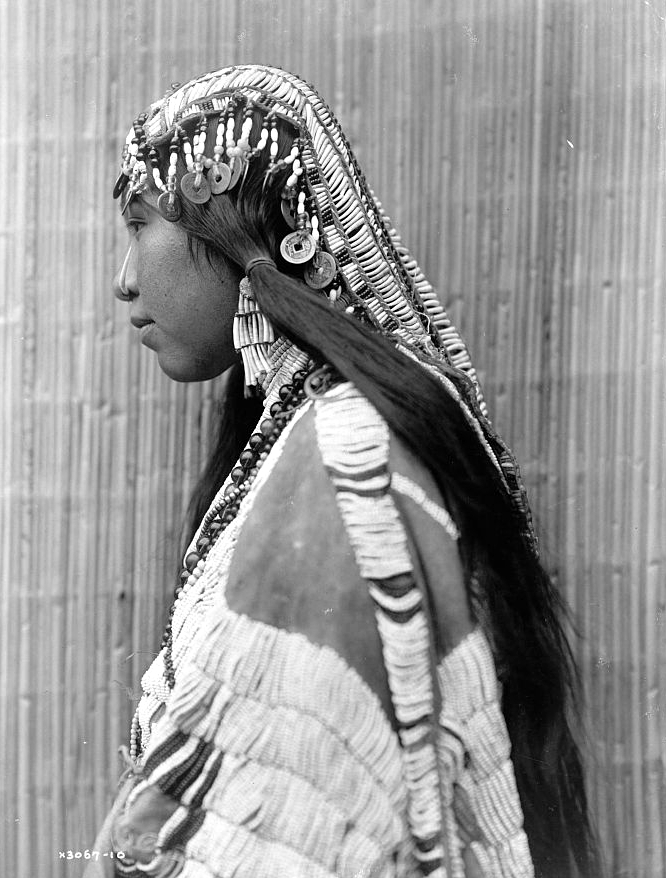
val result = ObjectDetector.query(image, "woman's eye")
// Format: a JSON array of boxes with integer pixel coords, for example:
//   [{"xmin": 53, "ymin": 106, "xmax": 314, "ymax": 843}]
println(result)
[{"xmin": 125, "ymin": 219, "xmax": 145, "ymax": 236}]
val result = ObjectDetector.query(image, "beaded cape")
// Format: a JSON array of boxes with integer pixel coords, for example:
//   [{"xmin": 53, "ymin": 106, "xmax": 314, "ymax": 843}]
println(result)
[
  {"xmin": 110, "ymin": 66, "xmax": 538, "ymax": 878},
  {"xmin": 114, "ymin": 384, "xmax": 533, "ymax": 878}
]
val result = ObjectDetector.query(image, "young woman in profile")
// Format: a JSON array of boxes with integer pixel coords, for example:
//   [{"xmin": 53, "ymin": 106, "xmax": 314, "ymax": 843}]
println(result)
[{"xmin": 88, "ymin": 65, "xmax": 601, "ymax": 878}]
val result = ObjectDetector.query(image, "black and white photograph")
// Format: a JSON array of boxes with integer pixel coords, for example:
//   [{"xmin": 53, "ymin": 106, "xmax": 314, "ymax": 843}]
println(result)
[{"xmin": 1, "ymin": 2, "xmax": 664, "ymax": 877}]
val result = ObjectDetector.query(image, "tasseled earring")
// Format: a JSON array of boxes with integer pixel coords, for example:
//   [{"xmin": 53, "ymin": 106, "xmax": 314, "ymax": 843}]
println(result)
[{"xmin": 232, "ymin": 276, "xmax": 275, "ymax": 395}]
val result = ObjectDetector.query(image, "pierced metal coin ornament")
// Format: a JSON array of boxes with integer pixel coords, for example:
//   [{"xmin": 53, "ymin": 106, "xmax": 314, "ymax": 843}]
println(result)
[
  {"xmin": 228, "ymin": 156, "xmax": 245, "ymax": 190},
  {"xmin": 113, "ymin": 172, "xmax": 129, "ymax": 200},
  {"xmin": 209, "ymin": 163, "xmax": 232, "ymax": 194},
  {"xmin": 280, "ymin": 231, "xmax": 316, "ymax": 264},
  {"xmin": 281, "ymin": 199, "xmax": 298, "ymax": 229},
  {"xmin": 180, "ymin": 172, "xmax": 211, "ymax": 204},
  {"xmin": 157, "ymin": 191, "xmax": 182, "ymax": 222},
  {"xmin": 304, "ymin": 251, "xmax": 338, "ymax": 289}
]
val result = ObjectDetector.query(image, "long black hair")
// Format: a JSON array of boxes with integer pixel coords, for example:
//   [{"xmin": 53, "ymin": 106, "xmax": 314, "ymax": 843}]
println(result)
[{"xmin": 169, "ymin": 112, "xmax": 601, "ymax": 878}]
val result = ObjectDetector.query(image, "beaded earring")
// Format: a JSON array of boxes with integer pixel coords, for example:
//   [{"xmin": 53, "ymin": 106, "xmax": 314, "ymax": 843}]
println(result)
[{"xmin": 232, "ymin": 276, "xmax": 276, "ymax": 393}]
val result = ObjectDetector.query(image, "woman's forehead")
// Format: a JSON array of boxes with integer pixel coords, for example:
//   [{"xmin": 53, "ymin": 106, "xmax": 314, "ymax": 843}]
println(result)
[{"xmin": 119, "ymin": 179, "xmax": 160, "ymax": 215}]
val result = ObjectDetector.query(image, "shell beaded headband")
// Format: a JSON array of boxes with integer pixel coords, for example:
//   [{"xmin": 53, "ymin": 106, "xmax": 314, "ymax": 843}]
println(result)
[
  {"xmin": 114, "ymin": 71, "xmax": 455, "ymax": 358},
  {"xmin": 114, "ymin": 91, "xmax": 337, "ymax": 292}
]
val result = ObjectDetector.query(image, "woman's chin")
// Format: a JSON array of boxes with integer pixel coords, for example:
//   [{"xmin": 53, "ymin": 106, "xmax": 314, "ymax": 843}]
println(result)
[{"xmin": 156, "ymin": 351, "xmax": 227, "ymax": 383}]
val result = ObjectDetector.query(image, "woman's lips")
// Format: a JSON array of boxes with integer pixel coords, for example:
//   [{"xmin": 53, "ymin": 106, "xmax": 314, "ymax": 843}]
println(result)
[{"xmin": 130, "ymin": 316, "xmax": 156, "ymax": 345}]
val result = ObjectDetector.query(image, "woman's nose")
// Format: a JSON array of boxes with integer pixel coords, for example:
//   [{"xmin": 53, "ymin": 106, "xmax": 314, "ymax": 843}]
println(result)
[{"xmin": 113, "ymin": 246, "xmax": 138, "ymax": 301}]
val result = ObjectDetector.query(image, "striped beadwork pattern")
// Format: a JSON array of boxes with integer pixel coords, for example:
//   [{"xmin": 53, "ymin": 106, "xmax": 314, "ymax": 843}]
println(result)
[
  {"xmin": 314, "ymin": 383, "xmax": 447, "ymax": 875},
  {"xmin": 122, "ymin": 613, "xmax": 412, "ymax": 877},
  {"xmin": 390, "ymin": 472, "xmax": 460, "ymax": 542},
  {"xmin": 314, "ymin": 383, "xmax": 533, "ymax": 878},
  {"xmin": 122, "ymin": 380, "xmax": 534, "ymax": 878},
  {"xmin": 437, "ymin": 630, "xmax": 534, "ymax": 878}
]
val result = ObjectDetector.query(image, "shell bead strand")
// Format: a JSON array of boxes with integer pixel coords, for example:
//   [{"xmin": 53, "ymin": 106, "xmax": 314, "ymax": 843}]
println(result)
[
  {"xmin": 267, "ymin": 119, "xmax": 279, "ymax": 175},
  {"xmin": 250, "ymin": 112, "xmax": 271, "ymax": 159},
  {"xmin": 194, "ymin": 115, "xmax": 208, "ymax": 182},
  {"xmin": 148, "ymin": 147, "xmax": 166, "ymax": 192},
  {"xmin": 182, "ymin": 135, "xmax": 194, "ymax": 173},
  {"xmin": 210, "ymin": 109, "xmax": 232, "ymax": 194},
  {"xmin": 156, "ymin": 127, "xmax": 183, "ymax": 221}
]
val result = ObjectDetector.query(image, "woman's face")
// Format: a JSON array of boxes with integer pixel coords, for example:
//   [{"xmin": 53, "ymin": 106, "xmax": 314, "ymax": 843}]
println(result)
[{"xmin": 113, "ymin": 188, "xmax": 241, "ymax": 382}]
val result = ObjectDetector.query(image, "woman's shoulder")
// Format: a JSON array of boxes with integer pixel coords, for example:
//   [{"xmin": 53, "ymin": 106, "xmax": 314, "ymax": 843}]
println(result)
[{"xmin": 226, "ymin": 382, "xmax": 473, "ymax": 676}]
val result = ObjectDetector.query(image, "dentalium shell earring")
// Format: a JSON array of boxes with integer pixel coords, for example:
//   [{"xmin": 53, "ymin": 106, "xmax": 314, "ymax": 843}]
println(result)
[{"xmin": 232, "ymin": 276, "xmax": 276, "ymax": 393}]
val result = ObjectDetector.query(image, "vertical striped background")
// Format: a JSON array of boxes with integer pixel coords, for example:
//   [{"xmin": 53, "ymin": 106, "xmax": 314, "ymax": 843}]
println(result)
[{"xmin": 1, "ymin": 1, "xmax": 664, "ymax": 875}]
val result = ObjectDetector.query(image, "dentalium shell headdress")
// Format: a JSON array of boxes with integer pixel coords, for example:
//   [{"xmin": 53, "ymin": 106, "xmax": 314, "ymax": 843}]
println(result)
[{"xmin": 114, "ymin": 65, "xmax": 536, "ymax": 552}]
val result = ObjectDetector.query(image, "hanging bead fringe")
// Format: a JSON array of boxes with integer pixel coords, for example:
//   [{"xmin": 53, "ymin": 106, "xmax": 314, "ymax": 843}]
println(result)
[{"xmin": 232, "ymin": 277, "xmax": 276, "ymax": 390}]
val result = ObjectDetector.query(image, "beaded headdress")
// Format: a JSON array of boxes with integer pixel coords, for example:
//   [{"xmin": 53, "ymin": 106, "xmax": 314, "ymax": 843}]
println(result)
[{"xmin": 114, "ymin": 65, "xmax": 535, "ymax": 551}]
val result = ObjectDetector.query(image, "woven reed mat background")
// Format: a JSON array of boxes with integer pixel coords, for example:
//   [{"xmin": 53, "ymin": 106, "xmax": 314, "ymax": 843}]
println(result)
[{"xmin": 1, "ymin": 1, "xmax": 664, "ymax": 876}]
